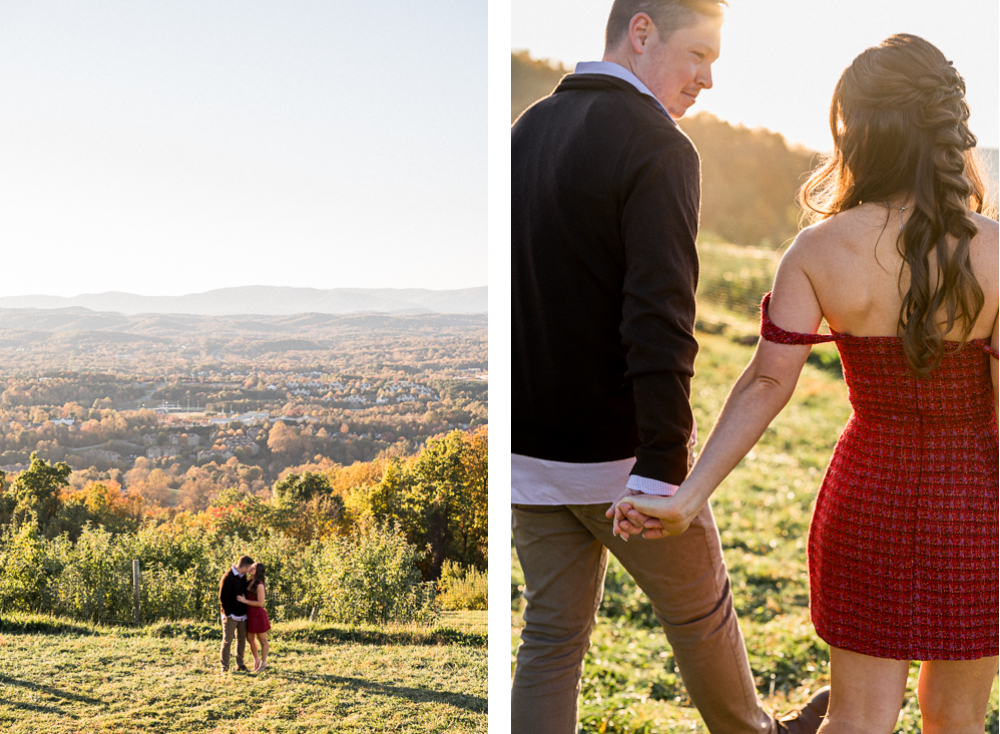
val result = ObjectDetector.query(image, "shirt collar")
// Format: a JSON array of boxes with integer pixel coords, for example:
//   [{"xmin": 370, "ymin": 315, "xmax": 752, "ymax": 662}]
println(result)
[
  {"xmin": 232, "ymin": 565, "xmax": 244, "ymax": 578},
  {"xmin": 573, "ymin": 61, "xmax": 675, "ymax": 124}
]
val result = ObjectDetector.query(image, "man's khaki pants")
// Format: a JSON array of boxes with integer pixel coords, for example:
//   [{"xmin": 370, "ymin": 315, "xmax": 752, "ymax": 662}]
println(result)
[
  {"xmin": 511, "ymin": 501, "xmax": 775, "ymax": 734},
  {"xmin": 221, "ymin": 616, "xmax": 247, "ymax": 671}
]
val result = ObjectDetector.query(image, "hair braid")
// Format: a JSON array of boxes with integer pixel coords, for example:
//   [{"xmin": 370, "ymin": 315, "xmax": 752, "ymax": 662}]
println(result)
[{"xmin": 900, "ymin": 53, "xmax": 984, "ymax": 373}]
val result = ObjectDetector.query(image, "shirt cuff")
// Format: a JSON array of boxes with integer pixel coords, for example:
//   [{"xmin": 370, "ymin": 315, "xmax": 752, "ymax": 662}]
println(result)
[{"xmin": 626, "ymin": 474, "xmax": 679, "ymax": 496}]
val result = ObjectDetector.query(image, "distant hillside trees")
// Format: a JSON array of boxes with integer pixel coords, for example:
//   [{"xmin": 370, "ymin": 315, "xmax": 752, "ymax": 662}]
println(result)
[
  {"xmin": 511, "ymin": 51, "xmax": 568, "ymax": 124},
  {"xmin": 366, "ymin": 428, "xmax": 487, "ymax": 579},
  {"xmin": 682, "ymin": 113, "xmax": 819, "ymax": 248}
]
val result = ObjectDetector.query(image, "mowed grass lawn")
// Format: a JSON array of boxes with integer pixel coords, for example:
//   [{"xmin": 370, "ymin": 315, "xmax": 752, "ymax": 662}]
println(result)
[
  {"xmin": 512, "ymin": 317, "xmax": 999, "ymax": 733},
  {"xmin": 0, "ymin": 612, "xmax": 486, "ymax": 734}
]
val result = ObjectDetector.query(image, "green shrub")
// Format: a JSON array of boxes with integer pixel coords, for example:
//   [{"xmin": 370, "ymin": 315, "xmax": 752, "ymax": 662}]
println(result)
[
  {"xmin": 437, "ymin": 560, "xmax": 487, "ymax": 611},
  {"xmin": 48, "ymin": 523, "xmax": 135, "ymax": 623},
  {"xmin": 0, "ymin": 522, "xmax": 57, "ymax": 613},
  {"xmin": 307, "ymin": 524, "xmax": 437, "ymax": 625}
]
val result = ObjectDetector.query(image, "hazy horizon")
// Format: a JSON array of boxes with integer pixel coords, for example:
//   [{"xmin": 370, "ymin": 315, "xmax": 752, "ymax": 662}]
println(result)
[{"xmin": 0, "ymin": 285, "xmax": 489, "ymax": 317}]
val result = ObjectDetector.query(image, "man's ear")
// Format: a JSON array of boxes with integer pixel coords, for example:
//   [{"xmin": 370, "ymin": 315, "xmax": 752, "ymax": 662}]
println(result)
[{"xmin": 628, "ymin": 13, "xmax": 654, "ymax": 55}]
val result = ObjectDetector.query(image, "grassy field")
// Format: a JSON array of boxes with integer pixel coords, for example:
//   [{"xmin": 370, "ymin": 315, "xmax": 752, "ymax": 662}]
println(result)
[
  {"xmin": 0, "ymin": 611, "xmax": 486, "ymax": 733},
  {"xmin": 511, "ymin": 312, "xmax": 1000, "ymax": 733}
]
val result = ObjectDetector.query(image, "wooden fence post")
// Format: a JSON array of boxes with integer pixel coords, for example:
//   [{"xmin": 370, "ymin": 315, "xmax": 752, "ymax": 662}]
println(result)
[{"xmin": 133, "ymin": 559, "xmax": 141, "ymax": 627}]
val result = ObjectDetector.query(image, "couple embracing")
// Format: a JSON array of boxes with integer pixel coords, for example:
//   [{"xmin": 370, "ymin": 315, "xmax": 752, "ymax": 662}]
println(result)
[
  {"xmin": 220, "ymin": 555, "xmax": 272, "ymax": 674},
  {"xmin": 511, "ymin": 0, "xmax": 998, "ymax": 732}
]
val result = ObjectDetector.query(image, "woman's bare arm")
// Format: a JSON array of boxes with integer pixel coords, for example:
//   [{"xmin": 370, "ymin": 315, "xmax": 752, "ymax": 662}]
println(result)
[
  {"xmin": 616, "ymin": 236, "xmax": 825, "ymax": 535},
  {"xmin": 237, "ymin": 585, "xmax": 266, "ymax": 608}
]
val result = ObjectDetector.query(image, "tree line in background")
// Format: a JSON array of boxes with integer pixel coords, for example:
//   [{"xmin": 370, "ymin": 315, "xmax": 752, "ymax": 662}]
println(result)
[
  {"xmin": 512, "ymin": 51, "xmax": 821, "ymax": 250},
  {"xmin": 513, "ymin": 51, "xmax": 998, "ymax": 252},
  {"xmin": 0, "ymin": 427, "xmax": 487, "ymax": 626}
]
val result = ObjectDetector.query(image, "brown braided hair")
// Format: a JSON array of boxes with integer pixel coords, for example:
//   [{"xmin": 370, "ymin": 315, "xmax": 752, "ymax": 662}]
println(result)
[{"xmin": 800, "ymin": 34, "xmax": 989, "ymax": 375}]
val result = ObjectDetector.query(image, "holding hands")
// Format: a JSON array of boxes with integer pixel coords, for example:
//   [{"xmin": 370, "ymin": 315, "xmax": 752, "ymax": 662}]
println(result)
[{"xmin": 606, "ymin": 488, "xmax": 703, "ymax": 540}]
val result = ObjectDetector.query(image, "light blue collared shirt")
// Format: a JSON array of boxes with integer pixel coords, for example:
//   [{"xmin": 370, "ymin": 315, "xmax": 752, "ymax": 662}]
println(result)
[{"xmin": 573, "ymin": 61, "xmax": 676, "ymax": 124}]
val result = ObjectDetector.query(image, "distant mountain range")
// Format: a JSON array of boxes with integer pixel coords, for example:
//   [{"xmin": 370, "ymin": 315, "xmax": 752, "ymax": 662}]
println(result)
[{"xmin": 0, "ymin": 286, "xmax": 487, "ymax": 316}]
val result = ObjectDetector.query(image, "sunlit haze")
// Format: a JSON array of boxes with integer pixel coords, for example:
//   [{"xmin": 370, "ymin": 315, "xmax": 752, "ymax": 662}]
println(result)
[
  {"xmin": 0, "ymin": 1, "xmax": 486, "ymax": 298},
  {"xmin": 512, "ymin": 0, "xmax": 999, "ymax": 152}
]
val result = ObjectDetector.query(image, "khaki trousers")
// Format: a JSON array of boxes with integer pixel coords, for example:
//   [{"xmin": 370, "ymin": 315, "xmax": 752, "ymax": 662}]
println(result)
[
  {"xmin": 511, "ymin": 501, "xmax": 775, "ymax": 734},
  {"xmin": 221, "ymin": 616, "xmax": 247, "ymax": 671}
]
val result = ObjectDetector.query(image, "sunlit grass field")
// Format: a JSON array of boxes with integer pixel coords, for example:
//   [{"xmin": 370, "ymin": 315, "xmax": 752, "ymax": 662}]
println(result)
[
  {"xmin": 0, "ymin": 611, "xmax": 486, "ymax": 733},
  {"xmin": 511, "ymin": 301, "xmax": 1000, "ymax": 733}
]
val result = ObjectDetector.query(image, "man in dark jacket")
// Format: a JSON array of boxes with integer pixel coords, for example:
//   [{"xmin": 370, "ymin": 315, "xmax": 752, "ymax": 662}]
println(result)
[
  {"xmin": 511, "ymin": 1, "xmax": 828, "ymax": 732},
  {"xmin": 220, "ymin": 554, "xmax": 253, "ymax": 672}
]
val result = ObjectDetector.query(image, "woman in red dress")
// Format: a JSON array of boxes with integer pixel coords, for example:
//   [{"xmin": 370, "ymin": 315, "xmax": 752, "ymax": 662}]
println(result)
[
  {"xmin": 238, "ymin": 562, "xmax": 272, "ymax": 672},
  {"xmin": 612, "ymin": 34, "xmax": 998, "ymax": 734}
]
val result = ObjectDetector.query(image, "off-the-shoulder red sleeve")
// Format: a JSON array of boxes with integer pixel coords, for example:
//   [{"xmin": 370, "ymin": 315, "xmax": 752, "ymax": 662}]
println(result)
[
  {"xmin": 983, "ymin": 343, "xmax": 999, "ymax": 359},
  {"xmin": 759, "ymin": 292, "xmax": 842, "ymax": 345}
]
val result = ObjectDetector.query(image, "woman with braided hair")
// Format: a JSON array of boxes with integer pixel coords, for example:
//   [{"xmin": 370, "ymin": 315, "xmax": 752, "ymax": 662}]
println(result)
[
  {"xmin": 612, "ymin": 34, "xmax": 998, "ymax": 732},
  {"xmin": 237, "ymin": 562, "xmax": 271, "ymax": 672}
]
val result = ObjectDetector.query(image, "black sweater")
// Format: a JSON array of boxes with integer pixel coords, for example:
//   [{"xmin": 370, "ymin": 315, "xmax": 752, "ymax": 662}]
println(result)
[
  {"xmin": 220, "ymin": 569, "xmax": 248, "ymax": 618},
  {"xmin": 512, "ymin": 74, "xmax": 700, "ymax": 485}
]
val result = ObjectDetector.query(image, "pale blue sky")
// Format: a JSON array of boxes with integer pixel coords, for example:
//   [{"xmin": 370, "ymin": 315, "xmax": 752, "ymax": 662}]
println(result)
[
  {"xmin": 512, "ymin": 0, "xmax": 999, "ymax": 153},
  {"xmin": 0, "ymin": 1, "xmax": 486, "ymax": 297}
]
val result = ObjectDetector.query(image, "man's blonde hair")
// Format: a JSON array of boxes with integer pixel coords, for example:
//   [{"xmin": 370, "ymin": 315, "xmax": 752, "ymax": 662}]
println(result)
[{"xmin": 604, "ymin": 0, "xmax": 726, "ymax": 50}]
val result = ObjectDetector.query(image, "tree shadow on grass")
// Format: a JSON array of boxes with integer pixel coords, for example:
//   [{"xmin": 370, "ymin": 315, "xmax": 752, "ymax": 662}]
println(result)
[
  {"xmin": 0, "ymin": 675, "xmax": 104, "ymax": 706},
  {"xmin": 0, "ymin": 700, "xmax": 78, "ymax": 718},
  {"xmin": 0, "ymin": 617, "xmax": 99, "ymax": 637},
  {"xmin": 271, "ymin": 671, "xmax": 487, "ymax": 714}
]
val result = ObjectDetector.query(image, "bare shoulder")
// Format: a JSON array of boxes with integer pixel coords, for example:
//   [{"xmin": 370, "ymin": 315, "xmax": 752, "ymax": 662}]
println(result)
[
  {"xmin": 970, "ymin": 212, "xmax": 998, "ymax": 286},
  {"xmin": 972, "ymin": 211, "xmax": 999, "ymax": 231},
  {"xmin": 778, "ymin": 219, "xmax": 836, "ymax": 269},
  {"xmin": 971, "ymin": 212, "xmax": 999, "ymax": 252}
]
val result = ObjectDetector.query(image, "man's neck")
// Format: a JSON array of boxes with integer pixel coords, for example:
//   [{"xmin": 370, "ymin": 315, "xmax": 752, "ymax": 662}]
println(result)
[{"xmin": 601, "ymin": 48, "xmax": 637, "ymax": 76}]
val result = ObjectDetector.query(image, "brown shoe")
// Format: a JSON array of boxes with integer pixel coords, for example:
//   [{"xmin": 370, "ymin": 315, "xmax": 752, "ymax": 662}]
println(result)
[{"xmin": 774, "ymin": 686, "xmax": 830, "ymax": 734}]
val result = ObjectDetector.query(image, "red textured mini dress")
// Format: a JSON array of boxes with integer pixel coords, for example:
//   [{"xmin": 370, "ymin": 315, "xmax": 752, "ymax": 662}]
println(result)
[
  {"xmin": 246, "ymin": 583, "xmax": 271, "ymax": 634},
  {"xmin": 760, "ymin": 292, "xmax": 999, "ymax": 660}
]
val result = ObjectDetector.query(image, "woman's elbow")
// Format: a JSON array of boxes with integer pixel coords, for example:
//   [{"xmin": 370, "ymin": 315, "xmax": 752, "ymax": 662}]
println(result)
[{"xmin": 745, "ymin": 371, "xmax": 797, "ymax": 407}]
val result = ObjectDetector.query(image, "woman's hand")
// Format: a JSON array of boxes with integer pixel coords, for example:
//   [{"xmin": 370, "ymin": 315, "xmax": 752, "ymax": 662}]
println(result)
[
  {"xmin": 606, "ymin": 488, "xmax": 665, "ymax": 540},
  {"xmin": 236, "ymin": 595, "xmax": 246, "ymax": 603},
  {"xmin": 613, "ymin": 493, "xmax": 699, "ymax": 538}
]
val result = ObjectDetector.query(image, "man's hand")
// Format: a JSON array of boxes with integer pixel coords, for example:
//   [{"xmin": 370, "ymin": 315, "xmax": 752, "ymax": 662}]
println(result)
[{"xmin": 605, "ymin": 488, "xmax": 668, "ymax": 540}]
